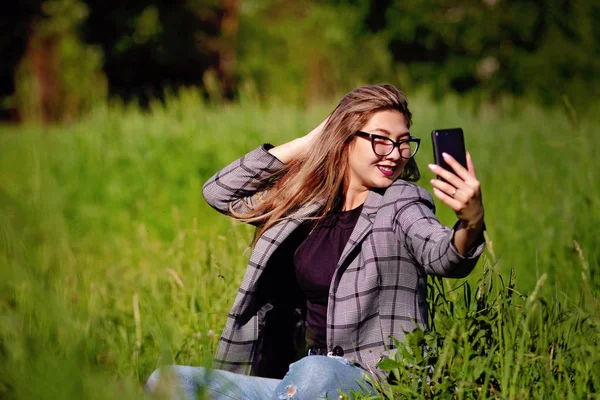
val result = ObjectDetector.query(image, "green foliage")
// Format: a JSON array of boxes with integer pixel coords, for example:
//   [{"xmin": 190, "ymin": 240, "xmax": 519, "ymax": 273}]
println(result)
[
  {"xmin": 12, "ymin": 0, "xmax": 107, "ymax": 122},
  {"xmin": 237, "ymin": 0, "xmax": 394, "ymax": 104},
  {"xmin": 237, "ymin": 0, "xmax": 600, "ymax": 108},
  {"xmin": 366, "ymin": 255, "xmax": 599, "ymax": 398},
  {"xmin": 5, "ymin": 0, "xmax": 600, "ymax": 118},
  {"xmin": 0, "ymin": 91, "xmax": 599, "ymax": 398},
  {"xmin": 378, "ymin": 0, "xmax": 600, "ymax": 109},
  {"xmin": 79, "ymin": 0, "xmax": 227, "ymax": 104}
]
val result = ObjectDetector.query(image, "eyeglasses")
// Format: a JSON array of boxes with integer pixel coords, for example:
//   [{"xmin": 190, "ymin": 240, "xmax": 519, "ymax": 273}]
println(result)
[{"xmin": 354, "ymin": 131, "xmax": 421, "ymax": 159}]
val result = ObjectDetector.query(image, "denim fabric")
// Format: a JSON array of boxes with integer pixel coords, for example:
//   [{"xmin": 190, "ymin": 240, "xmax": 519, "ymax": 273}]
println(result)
[{"xmin": 145, "ymin": 355, "xmax": 374, "ymax": 400}]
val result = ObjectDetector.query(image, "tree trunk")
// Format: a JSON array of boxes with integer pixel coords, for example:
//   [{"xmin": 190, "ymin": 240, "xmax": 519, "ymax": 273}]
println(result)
[
  {"xmin": 218, "ymin": 0, "xmax": 238, "ymax": 100},
  {"xmin": 25, "ymin": 23, "xmax": 61, "ymax": 124}
]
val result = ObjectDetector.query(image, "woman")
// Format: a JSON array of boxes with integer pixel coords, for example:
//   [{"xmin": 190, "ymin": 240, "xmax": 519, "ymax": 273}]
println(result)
[{"xmin": 146, "ymin": 85, "xmax": 485, "ymax": 399}]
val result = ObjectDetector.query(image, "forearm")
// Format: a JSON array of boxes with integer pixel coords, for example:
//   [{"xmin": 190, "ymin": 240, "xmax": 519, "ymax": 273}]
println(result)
[
  {"xmin": 202, "ymin": 145, "xmax": 284, "ymax": 215},
  {"xmin": 204, "ymin": 116, "xmax": 328, "ymax": 215},
  {"xmin": 404, "ymin": 224, "xmax": 481, "ymax": 279},
  {"xmin": 453, "ymin": 218, "xmax": 485, "ymax": 255},
  {"xmin": 267, "ymin": 137, "xmax": 308, "ymax": 164},
  {"xmin": 396, "ymin": 187, "xmax": 485, "ymax": 278},
  {"xmin": 268, "ymin": 117, "xmax": 328, "ymax": 164}
]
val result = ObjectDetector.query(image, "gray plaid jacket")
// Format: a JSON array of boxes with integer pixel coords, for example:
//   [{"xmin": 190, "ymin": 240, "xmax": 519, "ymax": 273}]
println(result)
[{"xmin": 202, "ymin": 145, "xmax": 485, "ymax": 377}]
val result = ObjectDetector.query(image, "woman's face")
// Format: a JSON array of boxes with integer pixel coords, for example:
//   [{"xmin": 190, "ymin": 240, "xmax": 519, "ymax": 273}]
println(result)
[{"xmin": 347, "ymin": 110, "xmax": 411, "ymax": 192}]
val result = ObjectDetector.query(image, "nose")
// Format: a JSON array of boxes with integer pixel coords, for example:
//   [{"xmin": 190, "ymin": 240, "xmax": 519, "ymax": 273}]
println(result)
[{"xmin": 385, "ymin": 145, "xmax": 402, "ymax": 161}]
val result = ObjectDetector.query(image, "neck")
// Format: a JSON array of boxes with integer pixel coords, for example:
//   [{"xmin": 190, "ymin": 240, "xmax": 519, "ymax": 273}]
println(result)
[{"xmin": 342, "ymin": 185, "xmax": 369, "ymax": 211}]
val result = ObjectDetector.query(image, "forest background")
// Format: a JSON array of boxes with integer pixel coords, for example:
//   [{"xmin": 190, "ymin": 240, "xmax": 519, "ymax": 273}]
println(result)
[
  {"xmin": 2, "ymin": 0, "xmax": 600, "ymax": 121},
  {"xmin": 1, "ymin": 0, "xmax": 599, "ymax": 399}
]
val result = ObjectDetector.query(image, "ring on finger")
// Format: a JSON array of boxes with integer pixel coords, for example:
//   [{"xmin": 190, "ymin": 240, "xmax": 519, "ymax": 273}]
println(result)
[{"xmin": 451, "ymin": 188, "xmax": 457, "ymax": 198}]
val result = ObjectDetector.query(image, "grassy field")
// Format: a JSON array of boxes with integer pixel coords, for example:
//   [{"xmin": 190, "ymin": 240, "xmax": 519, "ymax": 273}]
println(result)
[{"xmin": 0, "ymin": 90, "xmax": 599, "ymax": 398}]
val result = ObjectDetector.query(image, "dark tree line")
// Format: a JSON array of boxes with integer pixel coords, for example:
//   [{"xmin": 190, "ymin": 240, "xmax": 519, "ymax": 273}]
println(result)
[
  {"xmin": 1, "ymin": 0, "xmax": 599, "ymax": 123},
  {"xmin": 81, "ymin": 0, "xmax": 238, "ymax": 103},
  {"xmin": 1, "ymin": 0, "xmax": 237, "ymax": 122}
]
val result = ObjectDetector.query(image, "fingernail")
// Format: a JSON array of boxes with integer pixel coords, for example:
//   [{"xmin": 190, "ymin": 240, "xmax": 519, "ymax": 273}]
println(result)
[
  {"xmin": 442, "ymin": 152, "xmax": 449, "ymax": 158},
  {"xmin": 428, "ymin": 164, "xmax": 437, "ymax": 170},
  {"xmin": 430, "ymin": 179, "xmax": 435, "ymax": 184}
]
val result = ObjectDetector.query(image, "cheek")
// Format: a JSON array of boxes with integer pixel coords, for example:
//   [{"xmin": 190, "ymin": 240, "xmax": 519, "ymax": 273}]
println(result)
[
  {"xmin": 348, "ymin": 149, "xmax": 373, "ymax": 173},
  {"xmin": 395, "ymin": 159, "xmax": 410, "ymax": 176},
  {"xmin": 350, "ymin": 141, "xmax": 377, "ymax": 164}
]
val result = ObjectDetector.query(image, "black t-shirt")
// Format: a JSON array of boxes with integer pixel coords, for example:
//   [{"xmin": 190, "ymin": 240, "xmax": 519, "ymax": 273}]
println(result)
[{"xmin": 294, "ymin": 205, "xmax": 363, "ymax": 348}]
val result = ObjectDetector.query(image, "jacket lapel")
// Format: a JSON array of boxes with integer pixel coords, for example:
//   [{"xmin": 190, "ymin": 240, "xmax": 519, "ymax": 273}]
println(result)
[
  {"xmin": 233, "ymin": 200, "xmax": 323, "ymax": 318},
  {"xmin": 327, "ymin": 187, "xmax": 384, "ymax": 345},
  {"xmin": 335, "ymin": 188, "xmax": 384, "ymax": 270}
]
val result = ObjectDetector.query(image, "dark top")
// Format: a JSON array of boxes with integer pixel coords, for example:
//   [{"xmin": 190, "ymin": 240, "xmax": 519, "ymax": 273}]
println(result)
[{"xmin": 294, "ymin": 205, "xmax": 363, "ymax": 348}]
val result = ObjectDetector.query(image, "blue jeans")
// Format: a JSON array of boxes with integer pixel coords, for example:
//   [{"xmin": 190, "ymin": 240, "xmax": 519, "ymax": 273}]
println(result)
[{"xmin": 145, "ymin": 355, "xmax": 375, "ymax": 399}]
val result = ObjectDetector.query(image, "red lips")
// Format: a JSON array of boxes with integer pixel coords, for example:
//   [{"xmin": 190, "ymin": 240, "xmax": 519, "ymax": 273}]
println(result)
[{"xmin": 377, "ymin": 165, "xmax": 395, "ymax": 177}]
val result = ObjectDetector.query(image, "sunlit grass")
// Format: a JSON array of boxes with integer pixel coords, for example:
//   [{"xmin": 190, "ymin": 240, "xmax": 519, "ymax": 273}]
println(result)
[{"xmin": 0, "ymin": 91, "xmax": 598, "ymax": 398}]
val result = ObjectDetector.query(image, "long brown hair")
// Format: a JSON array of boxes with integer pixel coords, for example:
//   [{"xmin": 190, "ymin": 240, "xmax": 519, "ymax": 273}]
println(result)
[{"xmin": 232, "ymin": 84, "xmax": 420, "ymax": 242}]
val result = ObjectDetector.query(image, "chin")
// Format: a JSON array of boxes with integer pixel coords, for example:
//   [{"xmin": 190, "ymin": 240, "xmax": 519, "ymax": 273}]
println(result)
[{"xmin": 371, "ymin": 177, "xmax": 396, "ymax": 189}]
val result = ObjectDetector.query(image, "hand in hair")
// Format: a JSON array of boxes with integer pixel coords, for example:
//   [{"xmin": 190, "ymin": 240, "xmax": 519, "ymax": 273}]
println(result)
[
  {"xmin": 303, "ymin": 116, "xmax": 329, "ymax": 146},
  {"xmin": 268, "ymin": 116, "xmax": 329, "ymax": 164},
  {"xmin": 428, "ymin": 152, "xmax": 485, "ymax": 255}
]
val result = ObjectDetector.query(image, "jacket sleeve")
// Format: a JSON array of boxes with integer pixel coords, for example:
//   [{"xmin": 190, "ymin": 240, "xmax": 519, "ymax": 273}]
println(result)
[
  {"xmin": 202, "ymin": 144, "xmax": 285, "ymax": 218},
  {"xmin": 393, "ymin": 185, "xmax": 485, "ymax": 278}
]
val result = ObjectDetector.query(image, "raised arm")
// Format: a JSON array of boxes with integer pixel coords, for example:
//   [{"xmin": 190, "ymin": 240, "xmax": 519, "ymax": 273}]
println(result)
[
  {"xmin": 202, "ymin": 145, "xmax": 285, "ymax": 216},
  {"xmin": 428, "ymin": 152, "xmax": 485, "ymax": 254},
  {"xmin": 202, "ymin": 117, "xmax": 329, "ymax": 217},
  {"xmin": 394, "ymin": 185, "xmax": 485, "ymax": 278},
  {"xmin": 267, "ymin": 117, "xmax": 328, "ymax": 163}
]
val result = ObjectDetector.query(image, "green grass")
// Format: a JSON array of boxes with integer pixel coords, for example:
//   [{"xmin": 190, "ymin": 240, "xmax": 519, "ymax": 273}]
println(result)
[{"xmin": 0, "ymin": 90, "xmax": 599, "ymax": 398}]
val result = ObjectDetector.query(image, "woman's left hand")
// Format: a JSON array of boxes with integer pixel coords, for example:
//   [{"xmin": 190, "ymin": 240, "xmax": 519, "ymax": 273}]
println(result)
[{"xmin": 428, "ymin": 152, "xmax": 484, "ymax": 226}]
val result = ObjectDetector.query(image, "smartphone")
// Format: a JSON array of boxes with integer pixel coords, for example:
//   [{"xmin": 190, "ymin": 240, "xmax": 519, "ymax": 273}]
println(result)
[{"xmin": 431, "ymin": 128, "xmax": 467, "ymax": 178}]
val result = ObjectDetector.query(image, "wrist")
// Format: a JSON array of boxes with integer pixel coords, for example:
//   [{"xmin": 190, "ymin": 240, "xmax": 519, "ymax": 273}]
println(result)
[
  {"xmin": 268, "ymin": 137, "xmax": 308, "ymax": 164},
  {"xmin": 460, "ymin": 214, "xmax": 484, "ymax": 231},
  {"xmin": 294, "ymin": 136, "xmax": 309, "ymax": 149}
]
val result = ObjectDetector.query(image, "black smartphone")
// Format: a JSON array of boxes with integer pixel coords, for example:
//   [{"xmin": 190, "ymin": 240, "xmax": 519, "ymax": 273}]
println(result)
[{"xmin": 431, "ymin": 128, "xmax": 467, "ymax": 177}]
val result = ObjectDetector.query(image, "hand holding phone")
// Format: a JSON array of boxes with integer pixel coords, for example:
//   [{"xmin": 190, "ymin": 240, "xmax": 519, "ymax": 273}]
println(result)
[{"xmin": 428, "ymin": 127, "xmax": 485, "ymax": 254}]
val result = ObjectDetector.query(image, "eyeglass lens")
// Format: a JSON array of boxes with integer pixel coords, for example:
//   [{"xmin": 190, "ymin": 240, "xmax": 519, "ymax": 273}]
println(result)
[{"xmin": 372, "ymin": 137, "xmax": 418, "ymax": 158}]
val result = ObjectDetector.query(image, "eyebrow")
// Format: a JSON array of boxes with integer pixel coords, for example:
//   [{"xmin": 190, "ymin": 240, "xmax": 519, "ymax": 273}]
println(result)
[{"xmin": 373, "ymin": 128, "xmax": 410, "ymax": 139}]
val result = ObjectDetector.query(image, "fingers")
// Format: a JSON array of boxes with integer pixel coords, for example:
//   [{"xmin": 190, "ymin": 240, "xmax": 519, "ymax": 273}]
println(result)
[
  {"xmin": 430, "ymin": 178, "xmax": 461, "ymax": 200},
  {"xmin": 427, "ymin": 163, "xmax": 465, "ymax": 189},
  {"xmin": 429, "ymin": 152, "xmax": 480, "ymax": 193},
  {"xmin": 431, "ymin": 187, "xmax": 462, "ymax": 210},
  {"xmin": 466, "ymin": 152, "xmax": 477, "ymax": 177},
  {"xmin": 430, "ymin": 177, "xmax": 474, "ymax": 208},
  {"xmin": 306, "ymin": 115, "xmax": 331, "ymax": 141},
  {"xmin": 440, "ymin": 152, "xmax": 472, "ymax": 182},
  {"xmin": 429, "ymin": 150, "xmax": 482, "ymax": 219}
]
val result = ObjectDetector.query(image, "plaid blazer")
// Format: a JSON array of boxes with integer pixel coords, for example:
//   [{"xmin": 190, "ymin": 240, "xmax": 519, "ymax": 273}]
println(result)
[{"xmin": 202, "ymin": 145, "xmax": 485, "ymax": 377}]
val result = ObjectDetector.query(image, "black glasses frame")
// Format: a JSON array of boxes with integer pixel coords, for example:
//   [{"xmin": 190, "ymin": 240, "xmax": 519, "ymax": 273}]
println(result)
[{"xmin": 354, "ymin": 131, "xmax": 421, "ymax": 159}]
